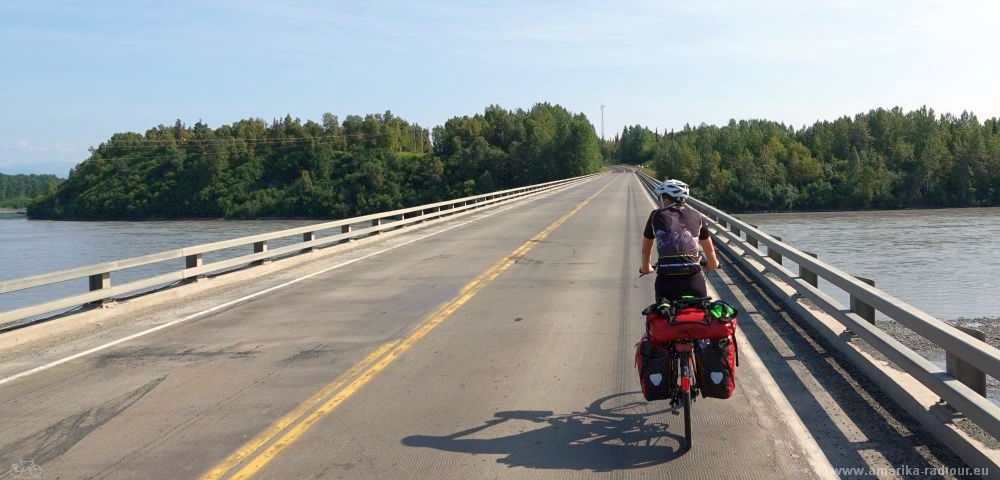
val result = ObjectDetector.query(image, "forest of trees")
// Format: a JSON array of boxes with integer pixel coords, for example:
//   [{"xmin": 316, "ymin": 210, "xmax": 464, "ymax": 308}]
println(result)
[
  {"xmin": 28, "ymin": 104, "xmax": 602, "ymax": 219},
  {"xmin": 0, "ymin": 173, "xmax": 62, "ymax": 208},
  {"xmin": 609, "ymin": 107, "xmax": 1000, "ymax": 211}
]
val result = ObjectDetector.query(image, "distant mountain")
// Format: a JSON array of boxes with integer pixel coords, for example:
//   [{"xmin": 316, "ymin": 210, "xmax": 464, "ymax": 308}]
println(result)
[{"xmin": 0, "ymin": 161, "xmax": 78, "ymax": 176}]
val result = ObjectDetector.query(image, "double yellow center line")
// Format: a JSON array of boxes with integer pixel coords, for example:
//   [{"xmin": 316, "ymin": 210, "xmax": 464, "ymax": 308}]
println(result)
[{"xmin": 201, "ymin": 175, "xmax": 615, "ymax": 479}]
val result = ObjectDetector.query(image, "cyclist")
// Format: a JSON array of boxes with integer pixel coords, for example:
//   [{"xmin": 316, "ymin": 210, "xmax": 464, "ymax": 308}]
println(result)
[{"xmin": 640, "ymin": 179, "xmax": 720, "ymax": 301}]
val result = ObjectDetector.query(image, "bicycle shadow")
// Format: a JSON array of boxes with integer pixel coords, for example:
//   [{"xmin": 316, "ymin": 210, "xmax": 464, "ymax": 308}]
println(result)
[{"xmin": 401, "ymin": 392, "xmax": 685, "ymax": 472}]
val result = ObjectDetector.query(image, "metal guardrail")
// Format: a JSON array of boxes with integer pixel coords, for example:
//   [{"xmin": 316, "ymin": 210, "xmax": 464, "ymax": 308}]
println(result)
[
  {"xmin": 0, "ymin": 173, "xmax": 603, "ymax": 328},
  {"xmin": 635, "ymin": 170, "xmax": 1000, "ymax": 440}
]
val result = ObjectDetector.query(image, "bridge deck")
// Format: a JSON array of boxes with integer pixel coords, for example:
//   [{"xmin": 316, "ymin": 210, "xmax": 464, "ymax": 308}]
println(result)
[{"xmin": 0, "ymin": 172, "xmax": 970, "ymax": 479}]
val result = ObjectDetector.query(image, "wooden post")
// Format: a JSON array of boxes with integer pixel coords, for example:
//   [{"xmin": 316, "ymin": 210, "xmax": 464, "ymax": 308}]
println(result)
[{"xmin": 850, "ymin": 276, "xmax": 876, "ymax": 324}]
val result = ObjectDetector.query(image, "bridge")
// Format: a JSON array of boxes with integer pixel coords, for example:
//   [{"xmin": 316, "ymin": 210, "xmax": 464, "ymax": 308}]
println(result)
[{"xmin": 1, "ymin": 168, "xmax": 997, "ymax": 479}]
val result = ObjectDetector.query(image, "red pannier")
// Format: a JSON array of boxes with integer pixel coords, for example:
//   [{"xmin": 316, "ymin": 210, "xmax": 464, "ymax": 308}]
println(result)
[
  {"xmin": 635, "ymin": 334, "xmax": 677, "ymax": 401},
  {"xmin": 645, "ymin": 305, "xmax": 736, "ymax": 344},
  {"xmin": 639, "ymin": 299, "xmax": 740, "ymax": 400},
  {"xmin": 697, "ymin": 335, "xmax": 737, "ymax": 399}
]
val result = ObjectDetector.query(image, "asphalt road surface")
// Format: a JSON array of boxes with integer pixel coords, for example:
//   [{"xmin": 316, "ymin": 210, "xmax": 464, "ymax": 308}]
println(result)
[{"xmin": 0, "ymin": 171, "xmax": 971, "ymax": 479}]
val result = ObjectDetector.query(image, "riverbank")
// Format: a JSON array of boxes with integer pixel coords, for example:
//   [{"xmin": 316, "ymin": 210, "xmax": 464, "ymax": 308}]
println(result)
[
  {"xmin": 853, "ymin": 316, "xmax": 1000, "ymax": 447},
  {"xmin": 872, "ymin": 317, "xmax": 1000, "ymax": 391}
]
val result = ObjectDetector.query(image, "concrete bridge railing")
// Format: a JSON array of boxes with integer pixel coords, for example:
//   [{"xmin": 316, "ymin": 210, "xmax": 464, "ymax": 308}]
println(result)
[
  {"xmin": 0, "ymin": 173, "xmax": 603, "ymax": 330},
  {"xmin": 636, "ymin": 169, "xmax": 1000, "ymax": 474}
]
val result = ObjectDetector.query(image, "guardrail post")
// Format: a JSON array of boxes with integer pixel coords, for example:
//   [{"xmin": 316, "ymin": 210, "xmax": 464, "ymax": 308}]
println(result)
[
  {"xmin": 301, "ymin": 232, "xmax": 316, "ymax": 253},
  {"xmin": 185, "ymin": 254, "xmax": 205, "ymax": 282},
  {"xmin": 340, "ymin": 224, "xmax": 352, "ymax": 244},
  {"xmin": 730, "ymin": 223, "xmax": 741, "ymax": 239},
  {"xmin": 799, "ymin": 251, "xmax": 819, "ymax": 287},
  {"xmin": 747, "ymin": 224, "xmax": 759, "ymax": 249},
  {"xmin": 88, "ymin": 272, "xmax": 111, "ymax": 305},
  {"xmin": 946, "ymin": 327, "xmax": 988, "ymax": 398},
  {"xmin": 253, "ymin": 240, "xmax": 270, "ymax": 265},
  {"xmin": 423, "ymin": 206, "xmax": 440, "ymax": 222},
  {"xmin": 371, "ymin": 218, "xmax": 382, "ymax": 235},
  {"xmin": 850, "ymin": 276, "xmax": 876, "ymax": 324},
  {"xmin": 767, "ymin": 236, "xmax": 782, "ymax": 265}
]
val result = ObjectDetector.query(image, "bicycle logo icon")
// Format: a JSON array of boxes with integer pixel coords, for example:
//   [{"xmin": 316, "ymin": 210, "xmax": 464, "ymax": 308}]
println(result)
[{"xmin": 10, "ymin": 458, "xmax": 42, "ymax": 478}]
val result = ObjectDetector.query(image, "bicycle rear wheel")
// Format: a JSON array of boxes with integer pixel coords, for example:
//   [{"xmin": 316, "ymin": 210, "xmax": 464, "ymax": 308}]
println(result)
[{"xmin": 683, "ymin": 389, "xmax": 692, "ymax": 450}]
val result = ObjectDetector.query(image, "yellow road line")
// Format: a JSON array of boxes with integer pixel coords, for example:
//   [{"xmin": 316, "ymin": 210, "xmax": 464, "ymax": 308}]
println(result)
[
  {"xmin": 205, "ymin": 174, "xmax": 617, "ymax": 480},
  {"xmin": 199, "ymin": 340, "xmax": 399, "ymax": 480}
]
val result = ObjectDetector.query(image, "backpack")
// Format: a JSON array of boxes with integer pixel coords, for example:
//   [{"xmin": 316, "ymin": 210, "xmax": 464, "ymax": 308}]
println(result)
[{"xmin": 650, "ymin": 206, "xmax": 704, "ymax": 276}]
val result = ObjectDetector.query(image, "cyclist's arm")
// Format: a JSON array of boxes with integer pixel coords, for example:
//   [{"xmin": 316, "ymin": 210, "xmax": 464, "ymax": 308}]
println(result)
[
  {"xmin": 641, "ymin": 237, "xmax": 655, "ymax": 274},
  {"xmin": 699, "ymin": 237, "xmax": 720, "ymax": 271},
  {"xmin": 641, "ymin": 210, "xmax": 656, "ymax": 274},
  {"xmin": 698, "ymin": 216, "xmax": 720, "ymax": 271}
]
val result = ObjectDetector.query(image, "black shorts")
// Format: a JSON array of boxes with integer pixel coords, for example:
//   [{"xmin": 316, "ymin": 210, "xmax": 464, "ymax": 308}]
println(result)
[{"xmin": 655, "ymin": 271, "xmax": 707, "ymax": 303}]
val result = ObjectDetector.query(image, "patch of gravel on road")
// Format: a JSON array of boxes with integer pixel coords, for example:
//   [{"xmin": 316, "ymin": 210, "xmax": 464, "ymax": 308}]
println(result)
[{"xmin": 848, "ymin": 315, "xmax": 1000, "ymax": 449}]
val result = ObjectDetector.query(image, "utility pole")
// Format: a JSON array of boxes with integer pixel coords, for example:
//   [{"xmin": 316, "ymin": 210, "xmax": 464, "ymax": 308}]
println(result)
[{"xmin": 600, "ymin": 104, "xmax": 606, "ymax": 141}]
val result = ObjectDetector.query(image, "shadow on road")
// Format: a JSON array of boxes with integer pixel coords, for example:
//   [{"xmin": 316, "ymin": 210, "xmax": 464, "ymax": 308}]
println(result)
[{"xmin": 401, "ymin": 392, "xmax": 684, "ymax": 472}]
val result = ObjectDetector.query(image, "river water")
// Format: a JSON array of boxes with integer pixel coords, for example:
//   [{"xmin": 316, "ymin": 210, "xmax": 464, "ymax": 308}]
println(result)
[
  {"xmin": 2, "ymin": 208, "xmax": 999, "ymax": 323},
  {"xmin": 0, "ymin": 212, "xmax": 317, "ymax": 319},
  {"xmin": 739, "ymin": 207, "xmax": 1000, "ymax": 322}
]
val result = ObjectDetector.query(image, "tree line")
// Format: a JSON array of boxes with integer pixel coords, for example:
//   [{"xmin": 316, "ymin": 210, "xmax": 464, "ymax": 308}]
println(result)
[
  {"xmin": 608, "ymin": 106, "xmax": 1000, "ymax": 211},
  {"xmin": 28, "ymin": 103, "xmax": 603, "ymax": 219},
  {"xmin": 0, "ymin": 173, "xmax": 62, "ymax": 208}
]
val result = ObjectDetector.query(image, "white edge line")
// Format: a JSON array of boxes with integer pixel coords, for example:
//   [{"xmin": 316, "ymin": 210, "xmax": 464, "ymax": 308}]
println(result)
[
  {"xmin": 0, "ymin": 175, "xmax": 606, "ymax": 388},
  {"xmin": 707, "ymin": 275, "xmax": 839, "ymax": 480}
]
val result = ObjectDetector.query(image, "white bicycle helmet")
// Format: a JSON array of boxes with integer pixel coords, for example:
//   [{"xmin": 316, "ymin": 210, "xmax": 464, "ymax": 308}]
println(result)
[{"xmin": 654, "ymin": 179, "xmax": 690, "ymax": 201}]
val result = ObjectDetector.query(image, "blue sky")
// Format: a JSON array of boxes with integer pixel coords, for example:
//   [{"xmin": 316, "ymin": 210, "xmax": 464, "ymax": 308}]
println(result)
[{"xmin": 1, "ymin": 0, "xmax": 998, "ymax": 175}]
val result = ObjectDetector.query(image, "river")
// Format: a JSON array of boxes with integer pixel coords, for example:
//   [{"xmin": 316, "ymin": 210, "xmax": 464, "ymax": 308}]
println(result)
[
  {"xmin": 738, "ymin": 207, "xmax": 1000, "ymax": 323},
  {"xmin": 2, "ymin": 207, "xmax": 999, "ymax": 323},
  {"xmin": 738, "ymin": 207, "xmax": 1000, "ymax": 398},
  {"xmin": 0, "ymin": 213, "xmax": 317, "ymax": 318}
]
